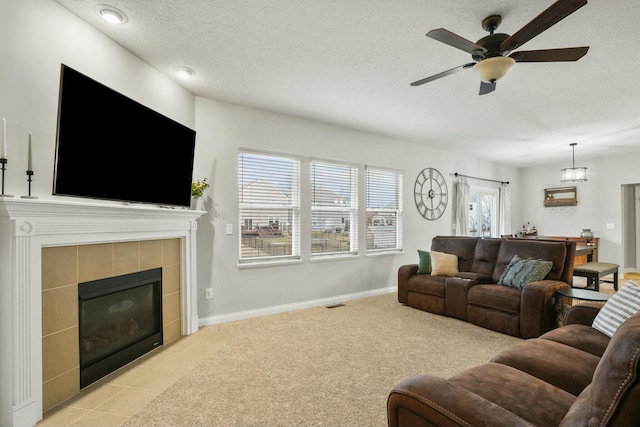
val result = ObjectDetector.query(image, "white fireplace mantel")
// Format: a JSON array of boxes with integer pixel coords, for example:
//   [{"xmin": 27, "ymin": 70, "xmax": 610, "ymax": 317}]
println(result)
[{"xmin": 0, "ymin": 198, "xmax": 204, "ymax": 427}]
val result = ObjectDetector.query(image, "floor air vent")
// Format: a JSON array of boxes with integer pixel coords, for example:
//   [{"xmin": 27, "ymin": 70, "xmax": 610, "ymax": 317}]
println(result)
[{"xmin": 326, "ymin": 303, "xmax": 345, "ymax": 309}]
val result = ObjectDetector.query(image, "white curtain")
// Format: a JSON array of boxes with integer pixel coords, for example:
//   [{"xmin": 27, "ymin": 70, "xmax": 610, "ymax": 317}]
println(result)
[
  {"xmin": 454, "ymin": 176, "xmax": 469, "ymax": 236},
  {"xmin": 499, "ymin": 183, "xmax": 511, "ymax": 236}
]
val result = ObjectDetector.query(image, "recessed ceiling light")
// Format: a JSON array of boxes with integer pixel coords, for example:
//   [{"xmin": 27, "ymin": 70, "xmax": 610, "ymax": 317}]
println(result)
[
  {"xmin": 173, "ymin": 66, "xmax": 196, "ymax": 79},
  {"xmin": 93, "ymin": 4, "xmax": 129, "ymax": 24}
]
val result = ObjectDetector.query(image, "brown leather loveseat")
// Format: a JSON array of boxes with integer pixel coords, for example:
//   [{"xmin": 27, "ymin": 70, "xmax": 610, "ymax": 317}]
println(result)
[
  {"xmin": 388, "ymin": 303, "xmax": 640, "ymax": 426},
  {"xmin": 398, "ymin": 236, "xmax": 575, "ymax": 338}
]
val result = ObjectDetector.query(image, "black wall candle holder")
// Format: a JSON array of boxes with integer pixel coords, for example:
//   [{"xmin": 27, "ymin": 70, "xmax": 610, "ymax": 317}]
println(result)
[
  {"xmin": 0, "ymin": 158, "xmax": 14, "ymax": 198},
  {"xmin": 21, "ymin": 169, "xmax": 37, "ymax": 199}
]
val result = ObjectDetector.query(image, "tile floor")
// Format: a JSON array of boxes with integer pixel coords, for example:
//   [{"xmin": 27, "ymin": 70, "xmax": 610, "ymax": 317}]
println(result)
[{"xmin": 37, "ymin": 327, "xmax": 231, "ymax": 427}]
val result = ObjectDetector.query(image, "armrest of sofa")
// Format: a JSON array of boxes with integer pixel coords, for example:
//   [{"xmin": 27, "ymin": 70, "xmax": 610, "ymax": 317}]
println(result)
[
  {"xmin": 388, "ymin": 374, "xmax": 532, "ymax": 427},
  {"xmin": 520, "ymin": 280, "xmax": 571, "ymax": 339},
  {"xmin": 398, "ymin": 264, "xmax": 419, "ymax": 304},
  {"xmin": 565, "ymin": 302, "xmax": 604, "ymax": 326},
  {"xmin": 445, "ymin": 277, "xmax": 477, "ymax": 320}
]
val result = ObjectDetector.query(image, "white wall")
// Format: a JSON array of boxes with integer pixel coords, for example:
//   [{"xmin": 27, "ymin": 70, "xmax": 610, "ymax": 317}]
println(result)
[
  {"xmin": 0, "ymin": 0, "xmax": 194, "ymax": 198},
  {"xmin": 518, "ymin": 154, "xmax": 640, "ymax": 269},
  {"xmin": 2, "ymin": 0, "xmax": 521, "ymax": 323},
  {"xmin": 193, "ymin": 97, "xmax": 518, "ymax": 318}
]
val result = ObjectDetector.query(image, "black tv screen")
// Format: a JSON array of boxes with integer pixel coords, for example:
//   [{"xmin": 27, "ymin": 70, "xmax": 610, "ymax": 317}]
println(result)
[{"xmin": 53, "ymin": 64, "xmax": 196, "ymax": 207}]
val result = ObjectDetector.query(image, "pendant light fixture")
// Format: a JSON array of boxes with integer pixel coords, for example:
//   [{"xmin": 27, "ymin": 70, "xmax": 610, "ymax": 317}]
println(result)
[{"xmin": 561, "ymin": 143, "xmax": 587, "ymax": 183}]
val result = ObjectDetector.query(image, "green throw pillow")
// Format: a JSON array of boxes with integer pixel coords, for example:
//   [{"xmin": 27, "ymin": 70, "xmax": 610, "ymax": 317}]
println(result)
[
  {"xmin": 498, "ymin": 255, "xmax": 553, "ymax": 289},
  {"xmin": 417, "ymin": 250, "xmax": 432, "ymax": 274}
]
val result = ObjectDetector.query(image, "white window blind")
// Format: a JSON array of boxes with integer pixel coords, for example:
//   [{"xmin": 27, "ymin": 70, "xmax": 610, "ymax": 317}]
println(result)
[
  {"xmin": 310, "ymin": 160, "xmax": 358, "ymax": 257},
  {"xmin": 366, "ymin": 167, "xmax": 403, "ymax": 252},
  {"xmin": 238, "ymin": 151, "xmax": 300, "ymax": 263}
]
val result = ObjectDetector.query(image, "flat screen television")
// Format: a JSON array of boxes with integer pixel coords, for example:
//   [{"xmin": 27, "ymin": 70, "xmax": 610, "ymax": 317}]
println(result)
[{"xmin": 53, "ymin": 64, "xmax": 196, "ymax": 207}]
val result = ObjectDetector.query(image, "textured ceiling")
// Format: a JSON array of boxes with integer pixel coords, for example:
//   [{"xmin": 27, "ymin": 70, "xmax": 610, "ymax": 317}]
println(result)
[{"xmin": 55, "ymin": 0, "xmax": 640, "ymax": 167}]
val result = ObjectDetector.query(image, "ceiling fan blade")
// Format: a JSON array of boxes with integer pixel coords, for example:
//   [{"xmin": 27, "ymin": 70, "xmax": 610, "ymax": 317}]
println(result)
[
  {"xmin": 427, "ymin": 29, "xmax": 486, "ymax": 54},
  {"xmin": 510, "ymin": 46, "xmax": 589, "ymax": 62},
  {"xmin": 479, "ymin": 81, "xmax": 496, "ymax": 95},
  {"xmin": 500, "ymin": 0, "xmax": 588, "ymax": 52},
  {"xmin": 411, "ymin": 63, "xmax": 475, "ymax": 86}
]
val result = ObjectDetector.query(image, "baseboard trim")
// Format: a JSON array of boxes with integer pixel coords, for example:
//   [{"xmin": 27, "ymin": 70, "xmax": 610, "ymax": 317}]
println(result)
[{"xmin": 198, "ymin": 286, "xmax": 396, "ymax": 327}]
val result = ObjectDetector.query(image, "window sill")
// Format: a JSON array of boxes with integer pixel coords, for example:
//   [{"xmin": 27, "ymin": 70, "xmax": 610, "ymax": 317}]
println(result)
[
  {"xmin": 309, "ymin": 253, "xmax": 360, "ymax": 263},
  {"xmin": 237, "ymin": 258, "xmax": 303, "ymax": 269},
  {"xmin": 365, "ymin": 250, "xmax": 404, "ymax": 257}
]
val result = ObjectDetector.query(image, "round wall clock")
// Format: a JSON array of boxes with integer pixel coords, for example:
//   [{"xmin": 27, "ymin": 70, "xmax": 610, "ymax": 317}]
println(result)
[{"xmin": 414, "ymin": 168, "xmax": 448, "ymax": 220}]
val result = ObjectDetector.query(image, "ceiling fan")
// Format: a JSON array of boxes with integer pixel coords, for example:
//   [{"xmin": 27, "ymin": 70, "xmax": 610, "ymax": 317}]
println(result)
[{"xmin": 411, "ymin": 0, "xmax": 589, "ymax": 95}]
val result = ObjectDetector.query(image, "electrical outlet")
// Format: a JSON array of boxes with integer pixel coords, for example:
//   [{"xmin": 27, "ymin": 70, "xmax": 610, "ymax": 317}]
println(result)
[
  {"xmin": 205, "ymin": 288, "xmax": 213, "ymax": 299},
  {"xmin": 226, "ymin": 224, "xmax": 233, "ymax": 235},
  {"xmin": 606, "ymin": 223, "xmax": 614, "ymax": 230}
]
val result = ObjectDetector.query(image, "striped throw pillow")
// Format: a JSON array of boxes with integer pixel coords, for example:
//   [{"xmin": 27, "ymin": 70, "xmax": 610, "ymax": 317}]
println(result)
[{"xmin": 592, "ymin": 280, "xmax": 640, "ymax": 337}]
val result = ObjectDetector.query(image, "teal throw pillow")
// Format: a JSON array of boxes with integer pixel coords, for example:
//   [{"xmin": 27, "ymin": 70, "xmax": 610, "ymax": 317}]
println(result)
[
  {"xmin": 498, "ymin": 255, "xmax": 553, "ymax": 289},
  {"xmin": 417, "ymin": 250, "xmax": 432, "ymax": 274}
]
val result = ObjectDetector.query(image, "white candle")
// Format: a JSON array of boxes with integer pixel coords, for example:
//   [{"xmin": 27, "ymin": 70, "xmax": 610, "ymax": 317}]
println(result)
[
  {"xmin": 1, "ymin": 118, "xmax": 6, "ymax": 159},
  {"xmin": 27, "ymin": 133, "xmax": 32, "ymax": 171}
]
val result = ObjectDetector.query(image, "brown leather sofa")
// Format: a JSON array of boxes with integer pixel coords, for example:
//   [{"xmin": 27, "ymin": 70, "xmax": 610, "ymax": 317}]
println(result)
[
  {"xmin": 387, "ymin": 303, "xmax": 640, "ymax": 426},
  {"xmin": 398, "ymin": 236, "xmax": 576, "ymax": 338}
]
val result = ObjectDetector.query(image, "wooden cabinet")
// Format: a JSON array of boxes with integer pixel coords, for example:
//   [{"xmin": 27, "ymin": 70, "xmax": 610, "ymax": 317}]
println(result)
[
  {"xmin": 571, "ymin": 237, "xmax": 598, "ymax": 265},
  {"xmin": 523, "ymin": 235, "xmax": 598, "ymax": 264}
]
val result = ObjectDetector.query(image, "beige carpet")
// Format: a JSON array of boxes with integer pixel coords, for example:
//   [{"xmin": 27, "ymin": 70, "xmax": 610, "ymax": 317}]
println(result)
[{"xmin": 124, "ymin": 293, "xmax": 522, "ymax": 427}]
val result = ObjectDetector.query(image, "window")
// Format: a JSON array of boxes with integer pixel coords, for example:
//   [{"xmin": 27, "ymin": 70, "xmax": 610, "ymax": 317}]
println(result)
[
  {"xmin": 366, "ymin": 167, "xmax": 403, "ymax": 253},
  {"xmin": 310, "ymin": 160, "xmax": 358, "ymax": 257},
  {"xmin": 468, "ymin": 186, "xmax": 498, "ymax": 237},
  {"xmin": 238, "ymin": 151, "xmax": 300, "ymax": 263}
]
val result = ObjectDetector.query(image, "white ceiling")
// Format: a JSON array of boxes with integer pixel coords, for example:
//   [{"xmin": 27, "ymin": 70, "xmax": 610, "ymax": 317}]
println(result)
[{"xmin": 55, "ymin": 0, "xmax": 640, "ymax": 167}]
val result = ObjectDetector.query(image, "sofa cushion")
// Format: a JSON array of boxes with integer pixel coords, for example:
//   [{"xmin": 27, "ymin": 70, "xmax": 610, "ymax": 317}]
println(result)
[
  {"xmin": 430, "ymin": 250, "xmax": 458, "ymax": 276},
  {"xmin": 539, "ymin": 324, "xmax": 610, "ymax": 357},
  {"xmin": 498, "ymin": 255, "xmax": 553, "ymax": 289},
  {"xmin": 492, "ymin": 239, "xmax": 566, "ymax": 283},
  {"xmin": 406, "ymin": 274, "xmax": 446, "ymax": 297},
  {"xmin": 468, "ymin": 284, "xmax": 521, "ymax": 315},
  {"xmin": 416, "ymin": 249, "xmax": 431, "ymax": 274},
  {"xmin": 592, "ymin": 280, "xmax": 640, "ymax": 337},
  {"xmin": 388, "ymin": 374, "xmax": 539, "ymax": 427},
  {"xmin": 471, "ymin": 238, "xmax": 502, "ymax": 277},
  {"xmin": 491, "ymin": 339, "xmax": 600, "ymax": 396},
  {"xmin": 448, "ymin": 363, "xmax": 576, "ymax": 427},
  {"xmin": 431, "ymin": 236, "xmax": 477, "ymax": 272}
]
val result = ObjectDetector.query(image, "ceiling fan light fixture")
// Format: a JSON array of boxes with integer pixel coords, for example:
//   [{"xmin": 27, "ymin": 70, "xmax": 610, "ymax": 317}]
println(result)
[
  {"xmin": 560, "ymin": 143, "xmax": 587, "ymax": 183},
  {"xmin": 474, "ymin": 56, "xmax": 516, "ymax": 83}
]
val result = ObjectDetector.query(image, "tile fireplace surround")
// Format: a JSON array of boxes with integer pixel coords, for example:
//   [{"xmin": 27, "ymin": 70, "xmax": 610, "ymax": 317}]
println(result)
[{"xmin": 0, "ymin": 199, "xmax": 203, "ymax": 427}]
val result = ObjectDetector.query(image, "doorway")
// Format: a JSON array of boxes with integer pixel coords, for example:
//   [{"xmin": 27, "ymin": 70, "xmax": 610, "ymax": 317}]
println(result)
[
  {"xmin": 621, "ymin": 183, "xmax": 640, "ymax": 272},
  {"xmin": 468, "ymin": 186, "xmax": 499, "ymax": 237}
]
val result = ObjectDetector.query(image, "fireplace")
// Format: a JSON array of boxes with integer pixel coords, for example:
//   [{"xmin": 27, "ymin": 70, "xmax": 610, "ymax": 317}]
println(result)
[
  {"xmin": 78, "ymin": 268, "xmax": 163, "ymax": 388},
  {"xmin": 0, "ymin": 199, "xmax": 203, "ymax": 427}
]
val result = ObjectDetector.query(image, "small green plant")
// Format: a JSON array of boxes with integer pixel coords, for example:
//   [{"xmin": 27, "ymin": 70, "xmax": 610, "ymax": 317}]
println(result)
[{"xmin": 191, "ymin": 178, "xmax": 209, "ymax": 198}]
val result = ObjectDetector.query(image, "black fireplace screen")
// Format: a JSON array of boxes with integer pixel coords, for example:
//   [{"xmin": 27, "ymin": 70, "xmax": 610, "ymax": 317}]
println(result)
[{"xmin": 79, "ymin": 268, "xmax": 163, "ymax": 388}]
